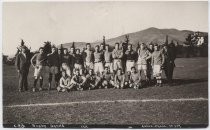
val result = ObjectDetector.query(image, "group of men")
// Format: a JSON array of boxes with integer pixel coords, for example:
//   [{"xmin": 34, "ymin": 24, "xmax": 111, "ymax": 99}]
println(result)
[{"xmin": 15, "ymin": 41, "xmax": 176, "ymax": 92}]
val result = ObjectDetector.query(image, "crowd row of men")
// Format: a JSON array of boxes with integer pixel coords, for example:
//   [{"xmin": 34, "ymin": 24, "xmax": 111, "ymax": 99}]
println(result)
[{"xmin": 15, "ymin": 41, "xmax": 176, "ymax": 92}]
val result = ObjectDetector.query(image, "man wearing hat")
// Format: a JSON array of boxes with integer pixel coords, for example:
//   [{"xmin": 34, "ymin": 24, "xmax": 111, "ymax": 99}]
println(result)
[
  {"xmin": 15, "ymin": 46, "xmax": 31, "ymax": 92},
  {"xmin": 165, "ymin": 41, "xmax": 177, "ymax": 84}
]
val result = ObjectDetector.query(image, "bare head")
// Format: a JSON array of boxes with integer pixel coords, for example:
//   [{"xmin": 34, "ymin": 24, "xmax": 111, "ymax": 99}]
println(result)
[
  {"xmin": 63, "ymin": 48, "xmax": 68, "ymax": 54},
  {"xmin": 128, "ymin": 44, "xmax": 132, "ymax": 51},
  {"xmin": 39, "ymin": 47, "xmax": 44, "ymax": 54},
  {"xmin": 86, "ymin": 43, "xmax": 91, "ymax": 50},
  {"xmin": 76, "ymin": 49, "xmax": 80, "ymax": 54},
  {"xmin": 95, "ymin": 45, "xmax": 99, "ymax": 52},
  {"xmin": 115, "ymin": 42, "xmax": 119, "ymax": 50}
]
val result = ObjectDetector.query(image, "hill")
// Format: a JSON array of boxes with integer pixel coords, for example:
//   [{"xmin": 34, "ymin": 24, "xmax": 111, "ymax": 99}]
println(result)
[{"xmin": 59, "ymin": 27, "xmax": 207, "ymax": 50}]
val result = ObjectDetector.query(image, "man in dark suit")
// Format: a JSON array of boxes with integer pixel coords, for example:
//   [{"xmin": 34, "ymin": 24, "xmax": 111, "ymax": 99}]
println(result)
[
  {"xmin": 165, "ymin": 41, "xmax": 177, "ymax": 84},
  {"xmin": 15, "ymin": 46, "xmax": 31, "ymax": 92}
]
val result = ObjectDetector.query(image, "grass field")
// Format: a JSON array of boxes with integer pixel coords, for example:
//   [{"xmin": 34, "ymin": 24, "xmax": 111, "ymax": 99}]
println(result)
[{"xmin": 2, "ymin": 57, "xmax": 208, "ymax": 127}]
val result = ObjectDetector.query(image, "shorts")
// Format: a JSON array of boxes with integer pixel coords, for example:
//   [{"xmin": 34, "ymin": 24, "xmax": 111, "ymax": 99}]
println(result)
[
  {"xmin": 85, "ymin": 62, "xmax": 94, "ymax": 70},
  {"xmin": 126, "ymin": 61, "xmax": 136, "ymax": 72},
  {"xmin": 153, "ymin": 65, "xmax": 162, "ymax": 77},
  {"xmin": 113, "ymin": 59, "xmax": 122, "ymax": 71},
  {"xmin": 94, "ymin": 62, "xmax": 104, "ymax": 74},
  {"xmin": 104, "ymin": 62, "xmax": 113, "ymax": 73},
  {"xmin": 34, "ymin": 65, "xmax": 46, "ymax": 77},
  {"xmin": 138, "ymin": 64, "xmax": 147, "ymax": 71},
  {"xmin": 74, "ymin": 64, "xmax": 83, "ymax": 70}
]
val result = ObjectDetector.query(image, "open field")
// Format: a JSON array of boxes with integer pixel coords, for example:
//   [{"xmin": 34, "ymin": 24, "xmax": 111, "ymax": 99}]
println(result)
[{"xmin": 3, "ymin": 57, "xmax": 208, "ymax": 127}]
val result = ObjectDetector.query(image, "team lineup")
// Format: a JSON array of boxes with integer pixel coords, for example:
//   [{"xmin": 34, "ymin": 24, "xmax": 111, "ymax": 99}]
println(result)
[{"xmin": 16, "ymin": 40, "xmax": 176, "ymax": 92}]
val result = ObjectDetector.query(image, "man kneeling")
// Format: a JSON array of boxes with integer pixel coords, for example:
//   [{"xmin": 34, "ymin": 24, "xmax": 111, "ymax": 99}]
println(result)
[
  {"xmin": 86, "ymin": 69, "xmax": 101, "ymax": 90},
  {"xmin": 70, "ymin": 69, "xmax": 87, "ymax": 91},
  {"xmin": 101, "ymin": 67, "xmax": 115, "ymax": 89},
  {"xmin": 57, "ymin": 71, "xmax": 71, "ymax": 92},
  {"xmin": 129, "ymin": 67, "xmax": 141, "ymax": 89}
]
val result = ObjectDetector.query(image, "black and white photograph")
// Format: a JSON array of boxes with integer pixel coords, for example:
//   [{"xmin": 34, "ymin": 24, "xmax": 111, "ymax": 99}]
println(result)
[{"xmin": 2, "ymin": 1, "xmax": 208, "ymax": 128}]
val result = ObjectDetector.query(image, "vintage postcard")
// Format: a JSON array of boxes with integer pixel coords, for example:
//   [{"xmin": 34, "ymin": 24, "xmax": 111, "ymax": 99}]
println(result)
[{"xmin": 2, "ymin": 1, "xmax": 208, "ymax": 128}]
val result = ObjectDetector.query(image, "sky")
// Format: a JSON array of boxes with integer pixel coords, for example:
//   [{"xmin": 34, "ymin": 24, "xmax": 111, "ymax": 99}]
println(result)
[{"xmin": 3, "ymin": 1, "xmax": 208, "ymax": 55}]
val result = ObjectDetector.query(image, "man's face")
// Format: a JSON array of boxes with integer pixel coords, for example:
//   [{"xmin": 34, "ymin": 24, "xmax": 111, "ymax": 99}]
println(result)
[
  {"xmin": 128, "ymin": 45, "xmax": 132, "ymax": 50},
  {"xmin": 117, "ymin": 69, "xmax": 122, "ymax": 75},
  {"xmin": 89, "ymin": 70, "xmax": 93, "ymax": 75},
  {"xmin": 76, "ymin": 49, "xmax": 80, "ymax": 54},
  {"xmin": 62, "ymin": 72, "xmax": 66, "ymax": 77},
  {"xmin": 64, "ymin": 49, "xmax": 67, "ymax": 54},
  {"xmin": 22, "ymin": 48, "xmax": 26, "ymax": 53},
  {"xmin": 105, "ymin": 46, "xmax": 109, "ymax": 51},
  {"xmin": 95, "ymin": 46, "xmax": 99, "ymax": 51},
  {"xmin": 58, "ymin": 50, "xmax": 61, "ymax": 54},
  {"xmin": 104, "ymin": 68, "xmax": 108, "ymax": 73},
  {"xmin": 52, "ymin": 48, "xmax": 56, "ymax": 53},
  {"xmin": 87, "ymin": 45, "xmax": 91, "ymax": 50},
  {"xmin": 149, "ymin": 45, "xmax": 153, "ymax": 50},
  {"xmin": 39, "ymin": 49, "xmax": 44, "ymax": 54},
  {"xmin": 140, "ymin": 44, "xmax": 145, "ymax": 50},
  {"xmin": 100, "ymin": 45, "xmax": 104, "ymax": 50},
  {"xmin": 115, "ymin": 44, "xmax": 119, "ymax": 49},
  {"xmin": 70, "ymin": 48, "xmax": 74, "ymax": 53},
  {"xmin": 131, "ymin": 68, "xmax": 135, "ymax": 73},
  {"xmin": 75, "ymin": 71, "xmax": 79, "ymax": 76},
  {"xmin": 154, "ymin": 46, "xmax": 158, "ymax": 51}
]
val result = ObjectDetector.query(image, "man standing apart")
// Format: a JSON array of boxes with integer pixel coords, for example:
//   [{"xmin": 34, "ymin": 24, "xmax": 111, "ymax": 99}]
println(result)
[
  {"xmin": 165, "ymin": 41, "xmax": 176, "ymax": 84},
  {"xmin": 47, "ymin": 46, "xmax": 60, "ymax": 90},
  {"xmin": 112, "ymin": 42, "xmax": 123, "ymax": 73},
  {"xmin": 15, "ymin": 46, "xmax": 31, "ymax": 92},
  {"xmin": 94, "ymin": 45, "xmax": 104, "ymax": 75},
  {"xmin": 31, "ymin": 47, "xmax": 47, "ymax": 92}
]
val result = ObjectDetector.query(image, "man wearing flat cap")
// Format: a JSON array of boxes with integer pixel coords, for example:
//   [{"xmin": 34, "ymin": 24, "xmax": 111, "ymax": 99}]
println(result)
[{"xmin": 15, "ymin": 46, "xmax": 31, "ymax": 92}]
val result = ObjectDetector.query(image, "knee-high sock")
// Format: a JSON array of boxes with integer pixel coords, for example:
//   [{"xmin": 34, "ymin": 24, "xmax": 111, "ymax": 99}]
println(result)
[
  {"xmin": 33, "ymin": 78, "xmax": 38, "ymax": 88},
  {"xmin": 40, "ymin": 77, "xmax": 43, "ymax": 87}
]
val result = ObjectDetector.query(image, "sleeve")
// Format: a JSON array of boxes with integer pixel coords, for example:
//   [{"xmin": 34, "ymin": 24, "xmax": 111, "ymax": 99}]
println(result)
[
  {"xmin": 81, "ymin": 76, "xmax": 87, "ymax": 84},
  {"xmin": 112, "ymin": 50, "xmax": 116, "ymax": 59},
  {"xmin": 146, "ymin": 51, "xmax": 152, "ymax": 60},
  {"xmin": 15, "ymin": 54, "xmax": 20, "ymax": 70},
  {"xmin": 71, "ymin": 76, "xmax": 77, "ymax": 84},
  {"xmin": 122, "ymin": 75, "xmax": 125, "ymax": 85},
  {"xmin": 119, "ymin": 50, "xmax": 123, "ymax": 58},
  {"xmin": 67, "ymin": 78, "xmax": 72, "ymax": 87},
  {"xmin": 161, "ymin": 53, "xmax": 165, "ymax": 66},
  {"xmin": 59, "ymin": 78, "xmax": 65, "ymax": 88},
  {"xmin": 151, "ymin": 54, "xmax": 154, "ymax": 66},
  {"xmin": 30, "ymin": 54, "xmax": 37, "ymax": 67}
]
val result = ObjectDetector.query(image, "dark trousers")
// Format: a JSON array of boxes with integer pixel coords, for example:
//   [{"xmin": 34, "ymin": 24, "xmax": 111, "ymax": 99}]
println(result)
[
  {"xmin": 165, "ymin": 61, "xmax": 175, "ymax": 83},
  {"xmin": 18, "ymin": 69, "xmax": 29, "ymax": 91}
]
